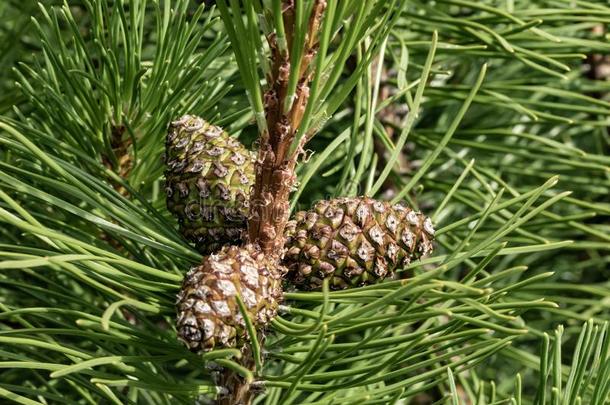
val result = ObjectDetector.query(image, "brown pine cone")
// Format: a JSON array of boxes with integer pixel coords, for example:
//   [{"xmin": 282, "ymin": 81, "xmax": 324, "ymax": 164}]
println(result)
[
  {"xmin": 176, "ymin": 244, "xmax": 286, "ymax": 352},
  {"xmin": 165, "ymin": 115, "xmax": 255, "ymax": 254},
  {"xmin": 283, "ymin": 197, "xmax": 434, "ymax": 290}
]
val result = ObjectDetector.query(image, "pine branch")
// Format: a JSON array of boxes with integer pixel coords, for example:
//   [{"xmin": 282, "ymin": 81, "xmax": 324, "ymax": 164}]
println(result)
[
  {"xmin": 246, "ymin": 0, "xmax": 327, "ymax": 254},
  {"xmin": 0, "ymin": 1, "xmax": 609, "ymax": 404},
  {"xmin": 15, "ymin": 0, "xmax": 231, "ymax": 189}
]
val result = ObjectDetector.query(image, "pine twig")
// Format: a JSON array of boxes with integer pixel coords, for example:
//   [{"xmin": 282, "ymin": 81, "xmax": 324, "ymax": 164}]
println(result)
[
  {"xmin": 216, "ymin": 341, "xmax": 260, "ymax": 405},
  {"xmin": 248, "ymin": 0, "xmax": 327, "ymax": 256}
]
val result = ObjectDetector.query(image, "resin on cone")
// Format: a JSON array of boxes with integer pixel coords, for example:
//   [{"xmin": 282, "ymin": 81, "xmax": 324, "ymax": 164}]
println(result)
[
  {"xmin": 283, "ymin": 197, "xmax": 435, "ymax": 290},
  {"xmin": 176, "ymin": 244, "xmax": 285, "ymax": 352},
  {"xmin": 165, "ymin": 115, "xmax": 255, "ymax": 254}
]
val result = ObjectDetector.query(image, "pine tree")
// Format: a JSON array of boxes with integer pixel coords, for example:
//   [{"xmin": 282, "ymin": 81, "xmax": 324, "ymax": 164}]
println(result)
[{"xmin": 0, "ymin": 1, "xmax": 609, "ymax": 404}]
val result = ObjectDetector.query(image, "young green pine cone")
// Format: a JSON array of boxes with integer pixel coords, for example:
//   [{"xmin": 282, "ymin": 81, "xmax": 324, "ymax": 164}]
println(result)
[
  {"xmin": 283, "ymin": 197, "xmax": 435, "ymax": 290},
  {"xmin": 165, "ymin": 115, "xmax": 255, "ymax": 254},
  {"xmin": 176, "ymin": 244, "xmax": 285, "ymax": 352}
]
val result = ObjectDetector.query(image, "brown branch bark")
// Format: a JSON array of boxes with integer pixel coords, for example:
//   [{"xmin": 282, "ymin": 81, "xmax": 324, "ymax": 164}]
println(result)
[
  {"xmin": 217, "ymin": 344, "xmax": 259, "ymax": 405},
  {"xmin": 247, "ymin": 0, "xmax": 327, "ymax": 256},
  {"xmin": 101, "ymin": 124, "xmax": 133, "ymax": 196}
]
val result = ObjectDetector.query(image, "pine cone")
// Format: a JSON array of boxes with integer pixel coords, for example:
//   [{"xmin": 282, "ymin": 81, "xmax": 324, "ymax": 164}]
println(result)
[
  {"xmin": 176, "ymin": 244, "xmax": 285, "ymax": 352},
  {"xmin": 283, "ymin": 197, "xmax": 435, "ymax": 290},
  {"xmin": 165, "ymin": 115, "xmax": 255, "ymax": 254}
]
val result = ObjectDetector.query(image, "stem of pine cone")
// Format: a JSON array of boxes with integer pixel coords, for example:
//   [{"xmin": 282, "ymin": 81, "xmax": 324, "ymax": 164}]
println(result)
[
  {"xmin": 217, "ymin": 337, "xmax": 264, "ymax": 405},
  {"xmin": 218, "ymin": 375, "xmax": 253, "ymax": 405},
  {"xmin": 217, "ymin": 354, "xmax": 254, "ymax": 405},
  {"xmin": 247, "ymin": 0, "xmax": 326, "ymax": 256}
]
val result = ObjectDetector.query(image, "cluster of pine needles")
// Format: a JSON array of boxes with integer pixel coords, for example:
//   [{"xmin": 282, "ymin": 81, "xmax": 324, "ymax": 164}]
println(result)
[{"xmin": 0, "ymin": 0, "xmax": 608, "ymax": 404}]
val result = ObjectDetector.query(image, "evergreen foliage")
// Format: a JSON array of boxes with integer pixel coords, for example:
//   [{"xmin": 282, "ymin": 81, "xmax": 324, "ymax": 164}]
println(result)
[{"xmin": 0, "ymin": 0, "xmax": 608, "ymax": 404}]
